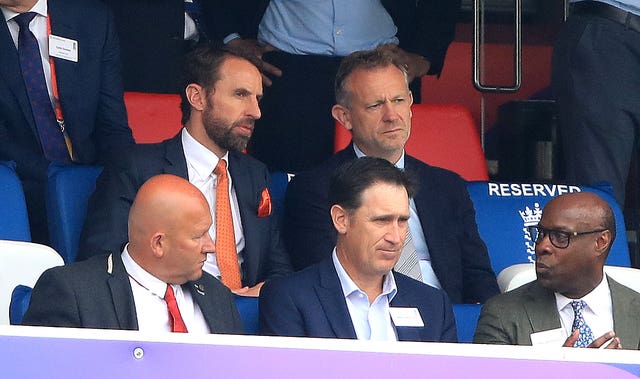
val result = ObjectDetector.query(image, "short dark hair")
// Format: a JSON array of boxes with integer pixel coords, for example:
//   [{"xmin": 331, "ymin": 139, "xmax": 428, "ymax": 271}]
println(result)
[
  {"xmin": 179, "ymin": 44, "xmax": 255, "ymax": 124},
  {"xmin": 329, "ymin": 157, "xmax": 416, "ymax": 211},
  {"xmin": 334, "ymin": 47, "xmax": 408, "ymax": 107},
  {"xmin": 600, "ymin": 201, "xmax": 616, "ymax": 256}
]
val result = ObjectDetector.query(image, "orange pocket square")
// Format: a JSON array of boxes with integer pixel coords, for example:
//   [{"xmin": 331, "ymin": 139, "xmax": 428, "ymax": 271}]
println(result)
[{"xmin": 257, "ymin": 188, "xmax": 272, "ymax": 217}]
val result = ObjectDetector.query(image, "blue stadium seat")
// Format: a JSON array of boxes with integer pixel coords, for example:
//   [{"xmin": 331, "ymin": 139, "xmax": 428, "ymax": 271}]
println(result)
[
  {"xmin": 10, "ymin": 285, "xmax": 32, "ymax": 325},
  {"xmin": 235, "ymin": 295, "xmax": 259, "ymax": 335},
  {"xmin": 47, "ymin": 164, "xmax": 103, "ymax": 263},
  {"xmin": 0, "ymin": 161, "xmax": 31, "ymax": 241},
  {"xmin": 452, "ymin": 303, "xmax": 481, "ymax": 343},
  {"xmin": 467, "ymin": 181, "xmax": 630, "ymax": 276},
  {"xmin": 268, "ymin": 171, "xmax": 292, "ymax": 226}
]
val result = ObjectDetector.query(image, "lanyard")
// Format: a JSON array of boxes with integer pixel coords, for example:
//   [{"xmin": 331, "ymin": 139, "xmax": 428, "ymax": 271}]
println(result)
[{"xmin": 46, "ymin": 14, "xmax": 75, "ymax": 161}]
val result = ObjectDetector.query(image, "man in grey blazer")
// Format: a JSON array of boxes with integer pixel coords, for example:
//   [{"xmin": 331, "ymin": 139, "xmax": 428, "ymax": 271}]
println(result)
[
  {"xmin": 474, "ymin": 192, "xmax": 640, "ymax": 349},
  {"xmin": 23, "ymin": 175, "xmax": 243, "ymax": 334}
]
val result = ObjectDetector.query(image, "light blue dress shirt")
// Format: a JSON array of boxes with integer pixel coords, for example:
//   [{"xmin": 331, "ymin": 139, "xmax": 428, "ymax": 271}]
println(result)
[
  {"xmin": 571, "ymin": 0, "xmax": 640, "ymax": 16},
  {"xmin": 332, "ymin": 250, "xmax": 398, "ymax": 341},
  {"xmin": 257, "ymin": 0, "xmax": 398, "ymax": 56}
]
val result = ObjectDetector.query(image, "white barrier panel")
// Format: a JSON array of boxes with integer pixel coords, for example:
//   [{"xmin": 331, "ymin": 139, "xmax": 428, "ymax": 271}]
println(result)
[{"xmin": 1, "ymin": 325, "xmax": 639, "ymax": 378}]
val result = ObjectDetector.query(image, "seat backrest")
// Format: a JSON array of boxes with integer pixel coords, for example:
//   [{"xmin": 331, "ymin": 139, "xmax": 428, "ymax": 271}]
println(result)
[
  {"xmin": 498, "ymin": 263, "xmax": 640, "ymax": 293},
  {"xmin": 452, "ymin": 303, "xmax": 482, "ymax": 343},
  {"xmin": 0, "ymin": 240, "xmax": 63, "ymax": 325},
  {"xmin": 235, "ymin": 295, "xmax": 259, "ymax": 335},
  {"xmin": 124, "ymin": 92, "xmax": 182, "ymax": 143},
  {"xmin": 467, "ymin": 182, "xmax": 630, "ymax": 276},
  {"xmin": 0, "ymin": 161, "xmax": 31, "ymax": 241},
  {"xmin": 268, "ymin": 171, "xmax": 293, "ymax": 226},
  {"xmin": 47, "ymin": 165, "xmax": 103, "ymax": 264},
  {"xmin": 334, "ymin": 104, "xmax": 489, "ymax": 181},
  {"xmin": 9, "ymin": 285, "xmax": 32, "ymax": 325}
]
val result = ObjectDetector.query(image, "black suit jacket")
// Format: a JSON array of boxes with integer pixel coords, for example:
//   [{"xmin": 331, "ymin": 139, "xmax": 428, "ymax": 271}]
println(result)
[
  {"xmin": 284, "ymin": 146, "xmax": 499, "ymax": 304},
  {"xmin": 209, "ymin": 0, "xmax": 461, "ymax": 76},
  {"xmin": 79, "ymin": 133, "xmax": 292, "ymax": 286},
  {"xmin": 0, "ymin": 0, "xmax": 134, "ymax": 181},
  {"xmin": 22, "ymin": 253, "xmax": 244, "ymax": 333},
  {"xmin": 259, "ymin": 257, "xmax": 457, "ymax": 342},
  {"xmin": 102, "ymin": 0, "xmax": 216, "ymax": 93}
]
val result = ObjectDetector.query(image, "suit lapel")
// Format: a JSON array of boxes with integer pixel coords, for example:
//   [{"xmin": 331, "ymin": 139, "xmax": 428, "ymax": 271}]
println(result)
[
  {"xmin": 227, "ymin": 150, "xmax": 260, "ymax": 284},
  {"xmin": 315, "ymin": 259, "xmax": 357, "ymax": 339},
  {"xmin": 162, "ymin": 134, "xmax": 190, "ymax": 177},
  {"xmin": 185, "ymin": 278, "xmax": 225, "ymax": 333},
  {"xmin": 609, "ymin": 277, "xmax": 640, "ymax": 349},
  {"xmin": 522, "ymin": 282, "xmax": 561, "ymax": 334},
  {"xmin": 48, "ymin": 2, "xmax": 79, "ymax": 112},
  {"xmin": 0, "ymin": 17, "xmax": 38, "ymax": 135},
  {"xmin": 105, "ymin": 253, "xmax": 139, "ymax": 330}
]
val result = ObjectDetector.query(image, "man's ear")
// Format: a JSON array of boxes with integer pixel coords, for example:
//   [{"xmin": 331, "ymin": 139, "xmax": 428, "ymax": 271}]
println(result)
[
  {"xmin": 594, "ymin": 230, "xmax": 612, "ymax": 258},
  {"xmin": 330, "ymin": 204, "xmax": 349, "ymax": 234},
  {"xmin": 332, "ymin": 104, "xmax": 352, "ymax": 131},
  {"xmin": 185, "ymin": 83, "xmax": 207, "ymax": 112},
  {"xmin": 150, "ymin": 232, "xmax": 166, "ymax": 259}
]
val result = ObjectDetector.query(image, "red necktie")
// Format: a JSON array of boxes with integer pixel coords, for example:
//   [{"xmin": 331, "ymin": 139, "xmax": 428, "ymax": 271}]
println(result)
[
  {"xmin": 214, "ymin": 159, "xmax": 242, "ymax": 289},
  {"xmin": 164, "ymin": 285, "xmax": 188, "ymax": 333}
]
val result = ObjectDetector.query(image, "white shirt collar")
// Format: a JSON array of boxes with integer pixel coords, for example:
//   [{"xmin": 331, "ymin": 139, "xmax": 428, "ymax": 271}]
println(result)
[
  {"xmin": 121, "ymin": 244, "xmax": 168, "ymax": 299},
  {"xmin": 555, "ymin": 273, "xmax": 611, "ymax": 317},
  {"xmin": 2, "ymin": 0, "xmax": 47, "ymax": 22},
  {"xmin": 352, "ymin": 143, "xmax": 405, "ymax": 170},
  {"xmin": 181, "ymin": 128, "xmax": 229, "ymax": 180},
  {"xmin": 332, "ymin": 249, "xmax": 397, "ymax": 302}
]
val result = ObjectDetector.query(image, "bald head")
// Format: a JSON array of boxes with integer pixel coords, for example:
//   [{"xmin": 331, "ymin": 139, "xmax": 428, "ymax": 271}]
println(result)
[
  {"xmin": 535, "ymin": 191, "xmax": 615, "ymax": 298},
  {"xmin": 128, "ymin": 175, "xmax": 214, "ymax": 284}
]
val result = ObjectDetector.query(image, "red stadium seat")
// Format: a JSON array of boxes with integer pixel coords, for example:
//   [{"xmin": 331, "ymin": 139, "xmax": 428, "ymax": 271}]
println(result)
[
  {"xmin": 334, "ymin": 104, "xmax": 489, "ymax": 181},
  {"xmin": 124, "ymin": 92, "xmax": 182, "ymax": 143}
]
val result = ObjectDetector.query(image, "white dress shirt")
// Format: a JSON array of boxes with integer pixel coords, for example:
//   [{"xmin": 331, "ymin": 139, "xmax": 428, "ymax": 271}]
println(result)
[
  {"xmin": 1, "ymin": 0, "xmax": 54, "ymax": 104},
  {"xmin": 181, "ymin": 128, "xmax": 245, "ymax": 280},
  {"xmin": 555, "ymin": 275, "xmax": 614, "ymax": 341},
  {"xmin": 121, "ymin": 245, "xmax": 210, "ymax": 333},
  {"xmin": 332, "ymin": 250, "xmax": 398, "ymax": 341},
  {"xmin": 353, "ymin": 144, "xmax": 443, "ymax": 289}
]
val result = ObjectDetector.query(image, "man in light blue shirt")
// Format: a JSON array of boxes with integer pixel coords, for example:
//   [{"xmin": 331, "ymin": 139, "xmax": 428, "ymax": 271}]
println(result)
[
  {"xmin": 259, "ymin": 156, "xmax": 457, "ymax": 342},
  {"xmin": 209, "ymin": 0, "xmax": 461, "ymax": 173}
]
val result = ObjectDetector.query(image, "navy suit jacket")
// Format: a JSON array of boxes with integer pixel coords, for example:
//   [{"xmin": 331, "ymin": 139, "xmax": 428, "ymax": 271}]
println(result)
[
  {"xmin": 209, "ymin": 0, "xmax": 461, "ymax": 76},
  {"xmin": 0, "ymin": 0, "xmax": 134, "ymax": 181},
  {"xmin": 259, "ymin": 257, "xmax": 457, "ymax": 342},
  {"xmin": 284, "ymin": 146, "xmax": 499, "ymax": 304},
  {"xmin": 79, "ymin": 133, "xmax": 292, "ymax": 286},
  {"xmin": 23, "ymin": 252, "xmax": 244, "ymax": 333}
]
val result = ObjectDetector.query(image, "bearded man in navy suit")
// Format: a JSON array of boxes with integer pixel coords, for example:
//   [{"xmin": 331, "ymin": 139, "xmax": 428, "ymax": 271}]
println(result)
[{"xmin": 79, "ymin": 45, "xmax": 291, "ymax": 296}]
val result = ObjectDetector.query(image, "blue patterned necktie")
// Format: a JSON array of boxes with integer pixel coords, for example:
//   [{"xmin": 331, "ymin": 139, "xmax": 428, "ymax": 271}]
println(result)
[
  {"xmin": 14, "ymin": 12, "xmax": 69, "ymax": 163},
  {"xmin": 571, "ymin": 300, "xmax": 595, "ymax": 348}
]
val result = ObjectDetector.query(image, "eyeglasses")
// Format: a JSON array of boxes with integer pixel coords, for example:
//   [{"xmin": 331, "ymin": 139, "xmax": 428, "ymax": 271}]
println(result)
[{"xmin": 528, "ymin": 225, "xmax": 608, "ymax": 249}]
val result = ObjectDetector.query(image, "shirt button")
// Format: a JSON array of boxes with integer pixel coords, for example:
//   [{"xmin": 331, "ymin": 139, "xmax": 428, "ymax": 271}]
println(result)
[{"xmin": 336, "ymin": 29, "xmax": 342, "ymax": 35}]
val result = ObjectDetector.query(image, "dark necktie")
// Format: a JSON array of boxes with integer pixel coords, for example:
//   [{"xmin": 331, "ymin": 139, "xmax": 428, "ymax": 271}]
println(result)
[
  {"xmin": 14, "ymin": 12, "xmax": 69, "ymax": 162},
  {"xmin": 184, "ymin": 0, "xmax": 209, "ymax": 41},
  {"xmin": 164, "ymin": 285, "xmax": 188, "ymax": 333}
]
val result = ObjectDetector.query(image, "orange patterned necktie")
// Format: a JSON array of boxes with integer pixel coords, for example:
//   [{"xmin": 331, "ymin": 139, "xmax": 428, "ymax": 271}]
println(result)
[
  {"xmin": 164, "ymin": 285, "xmax": 188, "ymax": 333},
  {"xmin": 214, "ymin": 159, "xmax": 242, "ymax": 289}
]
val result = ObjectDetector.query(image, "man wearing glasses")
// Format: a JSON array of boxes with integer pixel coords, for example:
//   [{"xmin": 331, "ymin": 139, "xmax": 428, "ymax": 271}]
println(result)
[{"xmin": 474, "ymin": 192, "xmax": 640, "ymax": 349}]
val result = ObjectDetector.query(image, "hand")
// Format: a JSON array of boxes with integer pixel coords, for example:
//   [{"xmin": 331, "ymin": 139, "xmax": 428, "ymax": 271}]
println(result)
[
  {"xmin": 231, "ymin": 281, "xmax": 264, "ymax": 297},
  {"xmin": 563, "ymin": 330, "xmax": 622, "ymax": 349},
  {"xmin": 227, "ymin": 39, "xmax": 282, "ymax": 86},
  {"xmin": 379, "ymin": 44, "xmax": 431, "ymax": 83}
]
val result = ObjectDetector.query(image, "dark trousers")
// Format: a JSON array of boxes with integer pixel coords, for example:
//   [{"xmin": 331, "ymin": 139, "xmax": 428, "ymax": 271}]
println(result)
[
  {"xmin": 552, "ymin": 12, "xmax": 640, "ymax": 206},
  {"xmin": 248, "ymin": 51, "xmax": 422, "ymax": 173}
]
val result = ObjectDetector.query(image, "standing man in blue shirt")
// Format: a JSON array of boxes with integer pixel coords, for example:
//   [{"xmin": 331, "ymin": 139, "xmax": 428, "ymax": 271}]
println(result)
[{"xmin": 210, "ymin": 0, "xmax": 461, "ymax": 173}]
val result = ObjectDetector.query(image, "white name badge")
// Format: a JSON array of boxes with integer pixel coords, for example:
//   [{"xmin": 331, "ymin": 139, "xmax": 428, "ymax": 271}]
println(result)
[
  {"xmin": 49, "ymin": 35, "xmax": 78, "ymax": 62},
  {"xmin": 390, "ymin": 307, "xmax": 424, "ymax": 327},
  {"xmin": 530, "ymin": 328, "xmax": 566, "ymax": 346}
]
